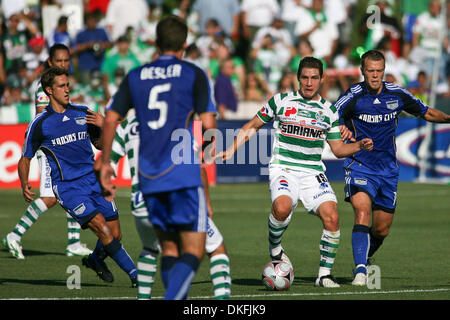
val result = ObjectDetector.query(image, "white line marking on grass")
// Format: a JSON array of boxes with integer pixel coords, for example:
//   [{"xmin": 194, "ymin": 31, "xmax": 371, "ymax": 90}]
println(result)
[{"xmin": 3, "ymin": 288, "xmax": 449, "ymax": 300}]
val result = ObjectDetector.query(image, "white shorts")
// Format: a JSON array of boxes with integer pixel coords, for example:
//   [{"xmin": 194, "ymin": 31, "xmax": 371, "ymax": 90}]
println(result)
[
  {"xmin": 269, "ymin": 165, "xmax": 337, "ymax": 214},
  {"xmin": 37, "ymin": 150, "xmax": 54, "ymax": 197},
  {"xmin": 134, "ymin": 213, "xmax": 223, "ymax": 254}
]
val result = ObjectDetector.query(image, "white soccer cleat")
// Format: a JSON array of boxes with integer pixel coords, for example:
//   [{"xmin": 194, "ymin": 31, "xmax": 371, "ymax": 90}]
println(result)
[
  {"xmin": 66, "ymin": 243, "xmax": 93, "ymax": 257},
  {"xmin": 352, "ymin": 272, "xmax": 367, "ymax": 286},
  {"xmin": 315, "ymin": 275, "xmax": 340, "ymax": 288},
  {"xmin": 2, "ymin": 233, "xmax": 25, "ymax": 259},
  {"xmin": 270, "ymin": 249, "xmax": 292, "ymax": 267}
]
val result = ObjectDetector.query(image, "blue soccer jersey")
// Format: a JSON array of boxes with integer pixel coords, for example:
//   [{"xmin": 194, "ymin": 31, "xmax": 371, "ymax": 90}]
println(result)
[
  {"xmin": 23, "ymin": 104, "xmax": 101, "ymax": 182},
  {"xmin": 335, "ymin": 81, "xmax": 428, "ymax": 176},
  {"xmin": 107, "ymin": 54, "xmax": 215, "ymax": 194}
]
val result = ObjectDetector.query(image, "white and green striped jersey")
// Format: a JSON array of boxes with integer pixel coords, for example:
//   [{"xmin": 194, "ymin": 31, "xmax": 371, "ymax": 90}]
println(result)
[
  {"xmin": 35, "ymin": 83, "xmax": 50, "ymax": 111},
  {"xmin": 257, "ymin": 91, "xmax": 341, "ymax": 173},
  {"xmin": 110, "ymin": 115, "xmax": 147, "ymax": 218}
]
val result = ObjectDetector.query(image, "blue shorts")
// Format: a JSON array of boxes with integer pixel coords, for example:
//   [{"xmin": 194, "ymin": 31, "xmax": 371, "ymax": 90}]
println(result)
[
  {"xmin": 344, "ymin": 168, "xmax": 398, "ymax": 213},
  {"xmin": 52, "ymin": 172, "xmax": 119, "ymax": 229},
  {"xmin": 143, "ymin": 187, "xmax": 208, "ymax": 233}
]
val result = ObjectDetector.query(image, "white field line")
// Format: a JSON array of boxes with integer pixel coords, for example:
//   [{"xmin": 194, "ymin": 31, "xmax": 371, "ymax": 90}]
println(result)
[{"xmin": 3, "ymin": 287, "xmax": 449, "ymax": 300}]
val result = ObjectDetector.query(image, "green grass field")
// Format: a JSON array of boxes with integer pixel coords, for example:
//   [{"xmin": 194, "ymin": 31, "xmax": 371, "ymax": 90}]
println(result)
[{"xmin": 0, "ymin": 182, "xmax": 449, "ymax": 300}]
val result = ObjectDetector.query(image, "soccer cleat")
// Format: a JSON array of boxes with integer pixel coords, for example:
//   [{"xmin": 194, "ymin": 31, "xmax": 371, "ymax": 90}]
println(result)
[
  {"xmin": 82, "ymin": 256, "xmax": 114, "ymax": 282},
  {"xmin": 352, "ymin": 272, "xmax": 367, "ymax": 286},
  {"xmin": 270, "ymin": 250, "xmax": 292, "ymax": 267},
  {"xmin": 66, "ymin": 244, "xmax": 93, "ymax": 257},
  {"xmin": 2, "ymin": 233, "xmax": 25, "ymax": 259},
  {"xmin": 131, "ymin": 276, "xmax": 137, "ymax": 288},
  {"xmin": 315, "ymin": 275, "xmax": 340, "ymax": 288}
]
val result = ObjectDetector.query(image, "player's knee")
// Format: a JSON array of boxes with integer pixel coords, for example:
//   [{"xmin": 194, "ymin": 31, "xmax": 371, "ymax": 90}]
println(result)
[
  {"xmin": 371, "ymin": 225, "xmax": 390, "ymax": 239},
  {"xmin": 272, "ymin": 197, "xmax": 292, "ymax": 221},
  {"xmin": 41, "ymin": 196, "xmax": 57, "ymax": 208}
]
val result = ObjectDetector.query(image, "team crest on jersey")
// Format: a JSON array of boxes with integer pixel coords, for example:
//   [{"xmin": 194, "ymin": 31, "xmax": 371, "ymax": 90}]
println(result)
[
  {"xmin": 75, "ymin": 117, "xmax": 86, "ymax": 125},
  {"xmin": 314, "ymin": 111, "xmax": 325, "ymax": 122},
  {"xmin": 73, "ymin": 203, "xmax": 86, "ymax": 216},
  {"xmin": 386, "ymin": 100, "xmax": 398, "ymax": 110}
]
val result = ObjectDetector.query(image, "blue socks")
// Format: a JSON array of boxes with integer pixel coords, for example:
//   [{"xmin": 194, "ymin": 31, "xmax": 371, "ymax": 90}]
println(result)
[
  {"xmin": 103, "ymin": 238, "xmax": 137, "ymax": 279},
  {"xmin": 161, "ymin": 256, "xmax": 178, "ymax": 288},
  {"xmin": 163, "ymin": 253, "xmax": 200, "ymax": 300},
  {"xmin": 352, "ymin": 224, "xmax": 370, "ymax": 274}
]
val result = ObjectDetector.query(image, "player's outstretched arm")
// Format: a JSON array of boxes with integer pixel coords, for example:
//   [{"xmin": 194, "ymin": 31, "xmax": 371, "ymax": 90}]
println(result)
[
  {"xmin": 215, "ymin": 115, "xmax": 265, "ymax": 162},
  {"xmin": 18, "ymin": 156, "xmax": 36, "ymax": 202},
  {"xmin": 327, "ymin": 137, "xmax": 373, "ymax": 158},
  {"xmin": 422, "ymin": 108, "xmax": 450, "ymax": 123}
]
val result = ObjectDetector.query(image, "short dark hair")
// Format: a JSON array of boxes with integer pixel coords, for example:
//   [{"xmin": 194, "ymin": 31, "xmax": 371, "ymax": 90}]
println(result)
[
  {"xmin": 361, "ymin": 50, "xmax": 385, "ymax": 69},
  {"xmin": 41, "ymin": 67, "xmax": 69, "ymax": 96},
  {"xmin": 156, "ymin": 15, "xmax": 188, "ymax": 53},
  {"xmin": 44, "ymin": 43, "xmax": 70, "ymax": 70},
  {"xmin": 297, "ymin": 56, "xmax": 323, "ymax": 79}
]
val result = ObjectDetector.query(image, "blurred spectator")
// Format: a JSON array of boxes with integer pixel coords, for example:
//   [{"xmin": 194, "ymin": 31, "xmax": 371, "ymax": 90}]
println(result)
[
  {"xmin": 412, "ymin": 0, "xmax": 448, "ymax": 84},
  {"xmin": 252, "ymin": 16, "xmax": 294, "ymax": 70},
  {"xmin": 192, "ymin": 0, "xmax": 240, "ymax": 38},
  {"xmin": 288, "ymin": 38, "xmax": 327, "ymax": 76},
  {"xmin": 209, "ymin": 42, "xmax": 246, "ymax": 99},
  {"xmin": 214, "ymin": 58, "xmax": 238, "ymax": 119},
  {"xmin": 196, "ymin": 19, "xmax": 234, "ymax": 67},
  {"xmin": 241, "ymin": 0, "xmax": 281, "ymax": 58},
  {"xmin": 23, "ymin": 36, "xmax": 48, "ymax": 86},
  {"xmin": 1, "ymin": 72, "xmax": 31, "ymax": 105},
  {"xmin": 172, "ymin": 0, "xmax": 200, "ymax": 43},
  {"xmin": 81, "ymin": 70, "xmax": 108, "ymax": 110},
  {"xmin": 105, "ymin": 0, "xmax": 149, "ymax": 41},
  {"xmin": 101, "ymin": 35, "xmax": 141, "ymax": 100},
  {"xmin": 407, "ymin": 70, "xmax": 430, "ymax": 104},
  {"xmin": 2, "ymin": 12, "xmax": 39, "ymax": 75},
  {"xmin": 277, "ymin": 70, "xmax": 297, "ymax": 93},
  {"xmin": 250, "ymin": 34, "xmax": 284, "ymax": 93},
  {"xmin": 401, "ymin": 0, "xmax": 429, "ymax": 59},
  {"xmin": 47, "ymin": 15, "xmax": 72, "ymax": 48},
  {"xmin": 134, "ymin": 4, "xmax": 161, "ymax": 64},
  {"xmin": 294, "ymin": 0, "xmax": 338, "ymax": 64},
  {"xmin": 244, "ymin": 72, "xmax": 271, "ymax": 102},
  {"xmin": 184, "ymin": 43, "xmax": 208, "ymax": 70},
  {"xmin": 360, "ymin": 0, "xmax": 402, "ymax": 57},
  {"xmin": 73, "ymin": 11, "xmax": 112, "ymax": 83},
  {"xmin": 281, "ymin": 0, "xmax": 304, "ymax": 41}
]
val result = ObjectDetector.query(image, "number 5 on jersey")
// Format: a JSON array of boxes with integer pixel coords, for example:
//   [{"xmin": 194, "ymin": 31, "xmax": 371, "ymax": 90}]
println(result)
[{"xmin": 148, "ymin": 83, "xmax": 171, "ymax": 130}]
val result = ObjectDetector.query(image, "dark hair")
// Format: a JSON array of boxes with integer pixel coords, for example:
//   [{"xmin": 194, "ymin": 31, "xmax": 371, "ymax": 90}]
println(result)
[
  {"xmin": 361, "ymin": 50, "xmax": 385, "ymax": 69},
  {"xmin": 41, "ymin": 67, "xmax": 69, "ymax": 96},
  {"xmin": 297, "ymin": 56, "xmax": 323, "ymax": 79},
  {"xmin": 156, "ymin": 15, "xmax": 188, "ymax": 53},
  {"xmin": 44, "ymin": 43, "xmax": 70, "ymax": 70}
]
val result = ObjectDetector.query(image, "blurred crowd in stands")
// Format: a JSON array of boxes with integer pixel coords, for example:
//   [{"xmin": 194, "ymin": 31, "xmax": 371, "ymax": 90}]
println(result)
[{"xmin": 0, "ymin": 0, "xmax": 448, "ymax": 119}]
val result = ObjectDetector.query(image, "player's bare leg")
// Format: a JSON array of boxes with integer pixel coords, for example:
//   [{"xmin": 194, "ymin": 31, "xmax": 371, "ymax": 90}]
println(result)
[
  {"xmin": 268, "ymin": 195, "xmax": 293, "ymax": 265},
  {"xmin": 350, "ymin": 192, "xmax": 373, "ymax": 285},
  {"xmin": 315, "ymin": 201, "xmax": 340, "ymax": 288}
]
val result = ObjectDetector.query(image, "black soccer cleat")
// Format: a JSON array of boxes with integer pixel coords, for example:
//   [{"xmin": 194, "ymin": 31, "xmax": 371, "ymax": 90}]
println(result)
[
  {"xmin": 82, "ymin": 256, "xmax": 114, "ymax": 283},
  {"xmin": 131, "ymin": 276, "xmax": 137, "ymax": 288}
]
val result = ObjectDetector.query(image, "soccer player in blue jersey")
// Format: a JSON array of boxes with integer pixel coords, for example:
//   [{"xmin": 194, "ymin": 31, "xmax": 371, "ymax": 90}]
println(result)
[
  {"xmin": 2, "ymin": 44, "xmax": 93, "ymax": 259},
  {"xmin": 17, "ymin": 67, "xmax": 138, "ymax": 287},
  {"xmin": 96, "ymin": 16, "xmax": 217, "ymax": 300},
  {"xmin": 335, "ymin": 50, "xmax": 450, "ymax": 286}
]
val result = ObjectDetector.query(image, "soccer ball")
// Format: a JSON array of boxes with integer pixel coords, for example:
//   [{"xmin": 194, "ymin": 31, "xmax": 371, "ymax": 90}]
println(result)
[{"xmin": 261, "ymin": 260, "xmax": 294, "ymax": 291}]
